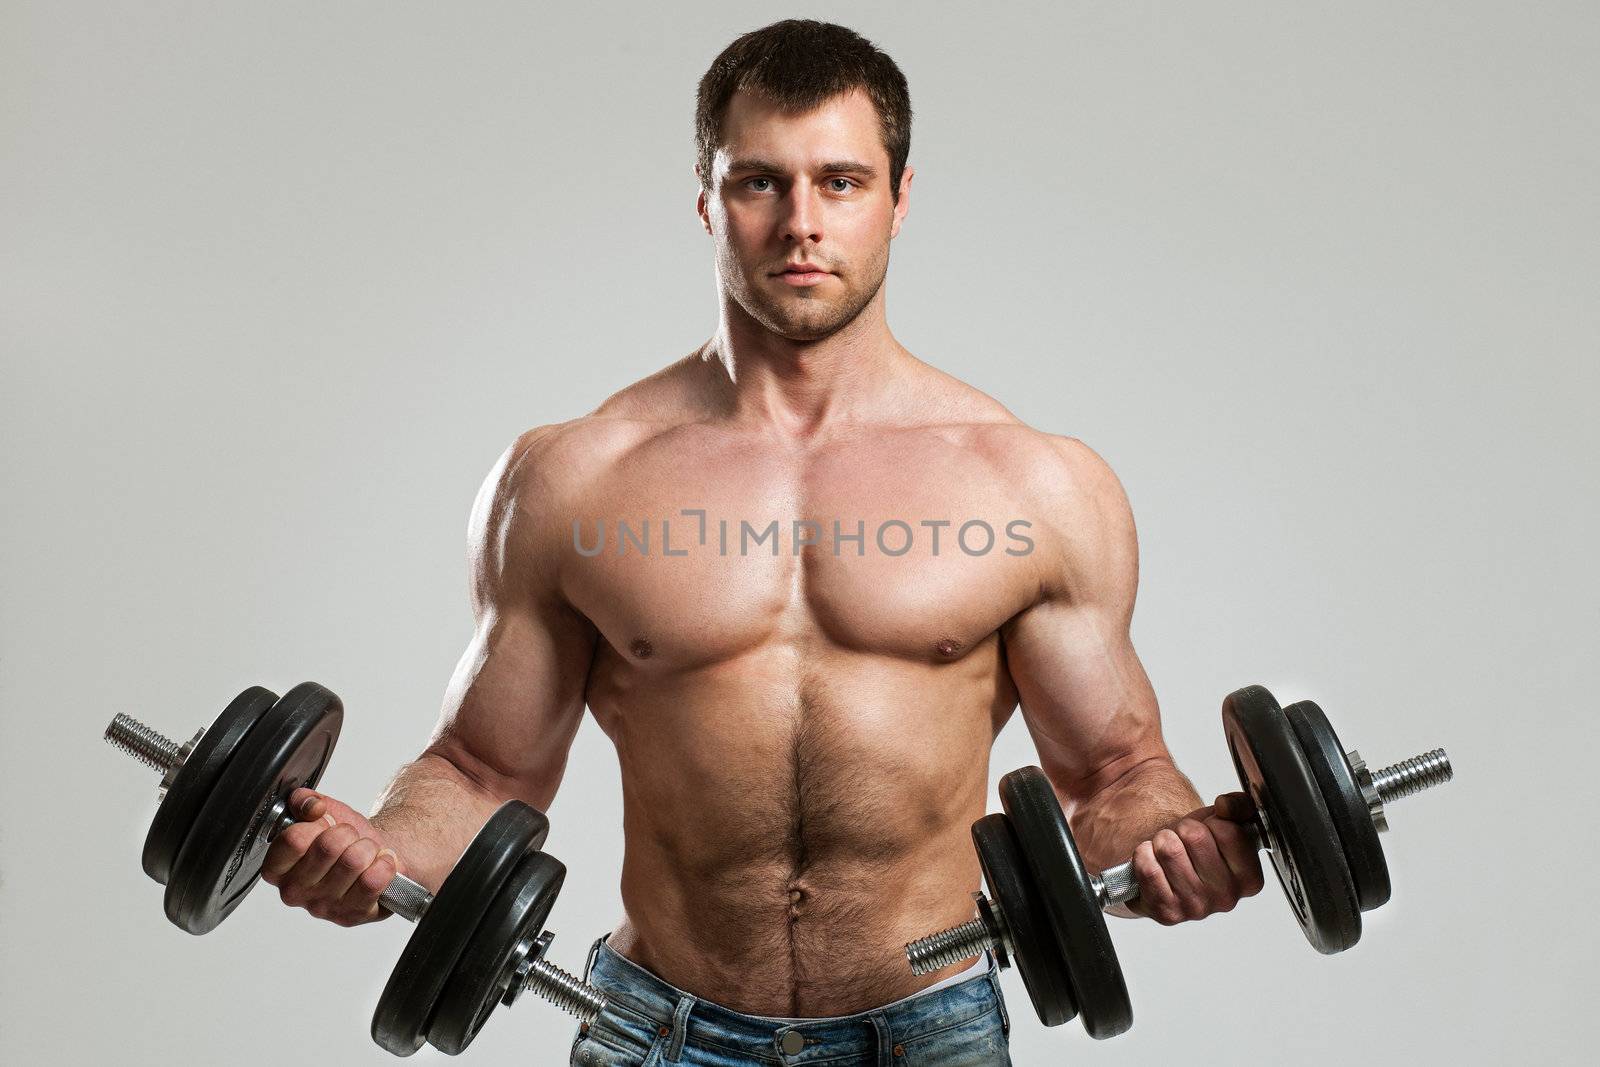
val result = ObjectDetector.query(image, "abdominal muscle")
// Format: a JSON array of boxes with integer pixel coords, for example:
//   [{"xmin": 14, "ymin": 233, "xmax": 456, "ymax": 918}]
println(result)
[{"xmin": 587, "ymin": 641, "xmax": 1014, "ymax": 1018}]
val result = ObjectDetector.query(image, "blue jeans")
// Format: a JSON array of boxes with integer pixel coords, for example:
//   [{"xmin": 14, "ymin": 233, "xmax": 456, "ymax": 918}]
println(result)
[{"xmin": 568, "ymin": 936, "xmax": 1012, "ymax": 1066}]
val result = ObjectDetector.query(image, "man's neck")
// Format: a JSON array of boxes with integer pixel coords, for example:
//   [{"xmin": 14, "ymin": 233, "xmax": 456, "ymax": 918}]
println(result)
[{"xmin": 698, "ymin": 304, "xmax": 908, "ymax": 440}]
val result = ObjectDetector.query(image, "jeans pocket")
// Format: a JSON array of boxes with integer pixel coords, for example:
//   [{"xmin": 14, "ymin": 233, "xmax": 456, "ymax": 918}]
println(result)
[
  {"xmin": 640, "ymin": 1030, "xmax": 670, "ymax": 1067},
  {"xmin": 570, "ymin": 1035, "xmax": 611, "ymax": 1066},
  {"xmin": 570, "ymin": 1022, "xmax": 671, "ymax": 1067},
  {"xmin": 571, "ymin": 1035, "xmax": 657, "ymax": 1067},
  {"xmin": 898, "ymin": 1007, "xmax": 1011, "ymax": 1067}
]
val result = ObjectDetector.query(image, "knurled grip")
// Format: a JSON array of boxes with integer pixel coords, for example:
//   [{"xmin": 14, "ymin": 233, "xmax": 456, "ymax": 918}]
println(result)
[
  {"xmin": 1095, "ymin": 861, "xmax": 1140, "ymax": 907},
  {"xmin": 379, "ymin": 874, "xmax": 432, "ymax": 923}
]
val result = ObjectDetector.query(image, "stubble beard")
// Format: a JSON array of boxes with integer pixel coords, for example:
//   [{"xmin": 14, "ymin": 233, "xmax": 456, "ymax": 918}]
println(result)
[{"xmin": 721, "ymin": 240, "xmax": 891, "ymax": 343}]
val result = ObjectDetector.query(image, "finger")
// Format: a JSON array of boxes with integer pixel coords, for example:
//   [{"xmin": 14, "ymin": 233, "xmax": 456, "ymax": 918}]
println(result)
[
  {"xmin": 289, "ymin": 788, "xmax": 325, "ymax": 823},
  {"xmin": 1212, "ymin": 792, "xmax": 1255, "ymax": 824},
  {"xmin": 1207, "ymin": 814, "xmax": 1266, "ymax": 896},
  {"xmin": 308, "ymin": 794, "xmax": 379, "ymax": 837},
  {"xmin": 1130, "ymin": 839, "xmax": 1183, "ymax": 925},
  {"xmin": 1175, "ymin": 818, "xmax": 1238, "ymax": 908},
  {"xmin": 353, "ymin": 850, "xmax": 400, "ymax": 922},
  {"xmin": 318, "ymin": 836, "xmax": 381, "ymax": 909},
  {"xmin": 281, "ymin": 819, "xmax": 356, "ymax": 902},
  {"xmin": 262, "ymin": 816, "xmax": 328, "ymax": 883},
  {"xmin": 1153, "ymin": 828, "xmax": 1208, "ymax": 920}
]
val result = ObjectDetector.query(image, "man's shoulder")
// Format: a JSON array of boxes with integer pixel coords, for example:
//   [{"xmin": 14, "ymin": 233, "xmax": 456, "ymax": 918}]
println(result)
[
  {"xmin": 496, "ymin": 413, "xmax": 657, "ymax": 505},
  {"xmin": 508, "ymin": 350, "xmax": 705, "ymax": 470},
  {"xmin": 946, "ymin": 416, "xmax": 1134, "ymax": 599},
  {"xmin": 951, "ymin": 416, "xmax": 1124, "ymax": 513},
  {"xmin": 902, "ymin": 364, "xmax": 1116, "ymax": 486},
  {"xmin": 1010, "ymin": 430, "xmax": 1123, "ymax": 504}
]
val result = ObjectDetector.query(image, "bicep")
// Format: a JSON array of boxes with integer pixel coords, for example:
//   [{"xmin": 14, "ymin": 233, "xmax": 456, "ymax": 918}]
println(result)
[
  {"xmin": 1003, "ymin": 597, "xmax": 1165, "ymax": 809},
  {"xmin": 429, "ymin": 594, "xmax": 596, "ymax": 811},
  {"xmin": 1003, "ymin": 435, "xmax": 1169, "ymax": 808},
  {"xmin": 422, "ymin": 431, "xmax": 599, "ymax": 810}
]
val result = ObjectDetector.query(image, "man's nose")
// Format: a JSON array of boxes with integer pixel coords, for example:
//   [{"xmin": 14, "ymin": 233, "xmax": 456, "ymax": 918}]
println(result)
[{"xmin": 778, "ymin": 182, "xmax": 823, "ymax": 244}]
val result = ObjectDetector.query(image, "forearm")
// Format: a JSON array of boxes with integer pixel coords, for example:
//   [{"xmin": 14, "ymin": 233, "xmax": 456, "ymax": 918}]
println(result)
[
  {"xmin": 1064, "ymin": 756, "xmax": 1202, "ymax": 875},
  {"xmin": 367, "ymin": 752, "xmax": 506, "ymax": 890}
]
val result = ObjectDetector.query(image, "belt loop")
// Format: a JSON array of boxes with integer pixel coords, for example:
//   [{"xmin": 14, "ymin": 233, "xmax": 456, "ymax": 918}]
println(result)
[
  {"xmin": 665, "ymin": 994, "xmax": 694, "ymax": 1062},
  {"xmin": 582, "ymin": 935, "xmax": 606, "ymax": 984},
  {"xmin": 985, "ymin": 954, "xmax": 1010, "ymax": 1037},
  {"xmin": 869, "ymin": 1012, "xmax": 894, "ymax": 1067}
]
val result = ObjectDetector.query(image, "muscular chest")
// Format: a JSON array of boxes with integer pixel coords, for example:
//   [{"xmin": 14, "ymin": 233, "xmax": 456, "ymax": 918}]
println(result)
[{"xmin": 560, "ymin": 428, "xmax": 1044, "ymax": 668}]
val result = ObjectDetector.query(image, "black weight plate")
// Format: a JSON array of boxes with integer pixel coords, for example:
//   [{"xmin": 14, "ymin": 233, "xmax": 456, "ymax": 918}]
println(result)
[
  {"xmin": 1223, "ymin": 686, "xmax": 1360, "ymax": 954},
  {"xmin": 972, "ymin": 813, "xmax": 1078, "ymax": 1028},
  {"xmin": 142, "ymin": 686, "xmax": 279, "ymax": 885},
  {"xmin": 164, "ymin": 682, "xmax": 342, "ymax": 934},
  {"xmin": 429, "ymin": 849, "xmax": 567, "ymax": 1055},
  {"xmin": 1284, "ymin": 700, "xmax": 1391, "ymax": 911},
  {"xmin": 371, "ymin": 801, "xmax": 544, "ymax": 1057},
  {"xmin": 1000, "ymin": 766, "xmax": 1132, "ymax": 1040}
]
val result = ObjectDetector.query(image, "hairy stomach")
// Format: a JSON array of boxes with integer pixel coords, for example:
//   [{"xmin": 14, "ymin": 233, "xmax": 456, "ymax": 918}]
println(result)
[{"xmin": 590, "ymin": 650, "xmax": 1005, "ymax": 1016}]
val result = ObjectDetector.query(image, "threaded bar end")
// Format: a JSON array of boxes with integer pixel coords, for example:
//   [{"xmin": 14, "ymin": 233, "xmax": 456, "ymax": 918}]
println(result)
[
  {"xmin": 906, "ymin": 918, "xmax": 993, "ymax": 976},
  {"xmin": 104, "ymin": 713, "xmax": 181, "ymax": 773},
  {"xmin": 524, "ymin": 958, "xmax": 606, "ymax": 1022},
  {"xmin": 1372, "ymin": 748, "xmax": 1452, "ymax": 802}
]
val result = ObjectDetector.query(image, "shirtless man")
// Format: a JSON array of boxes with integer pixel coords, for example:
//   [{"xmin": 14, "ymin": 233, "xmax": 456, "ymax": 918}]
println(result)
[{"xmin": 262, "ymin": 19, "xmax": 1264, "ymax": 1065}]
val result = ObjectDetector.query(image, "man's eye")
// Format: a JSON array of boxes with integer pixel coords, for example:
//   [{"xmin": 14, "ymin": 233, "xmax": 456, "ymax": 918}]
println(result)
[{"xmin": 743, "ymin": 177, "xmax": 855, "ymax": 193}]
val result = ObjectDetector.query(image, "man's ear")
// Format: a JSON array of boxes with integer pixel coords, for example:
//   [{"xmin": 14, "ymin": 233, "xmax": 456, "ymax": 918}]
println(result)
[
  {"xmin": 889, "ymin": 164, "xmax": 915, "ymax": 239},
  {"xmin": 695, "ymin": 163, "xmax": 713, "ymax": 235}
]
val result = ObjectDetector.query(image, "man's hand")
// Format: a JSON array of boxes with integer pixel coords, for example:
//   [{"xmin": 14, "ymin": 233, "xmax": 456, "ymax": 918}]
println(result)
[
  {"xmin": 261, "ymin": 787, "xmax": 401, "ymax": 927},
  {"xmin": 1126, "ymin": 793, "xmax": 1265, "ymax": 924}
]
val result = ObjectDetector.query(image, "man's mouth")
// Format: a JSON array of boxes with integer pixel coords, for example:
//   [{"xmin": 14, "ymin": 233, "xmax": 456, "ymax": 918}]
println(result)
[{"xmin": 775, "ymin": 263, "xmax": 831, "ymax": 286}]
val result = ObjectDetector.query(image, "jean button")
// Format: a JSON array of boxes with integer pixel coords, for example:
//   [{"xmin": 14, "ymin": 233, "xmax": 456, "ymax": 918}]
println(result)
[{"xmin": 780, "ymin": 1031, "xmax": 805, "ymax": 1055}]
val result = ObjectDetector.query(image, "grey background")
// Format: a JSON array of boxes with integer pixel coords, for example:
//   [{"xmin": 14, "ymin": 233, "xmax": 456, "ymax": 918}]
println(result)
[{"xmin": 3, "ymin": 1, "xmax": 1595, "ymax": 1063}]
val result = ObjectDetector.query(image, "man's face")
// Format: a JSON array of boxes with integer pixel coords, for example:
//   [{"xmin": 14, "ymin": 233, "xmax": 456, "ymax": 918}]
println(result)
[{"xmin": 697, "ymin": 88, "xmax": 912, "ymax": 343}]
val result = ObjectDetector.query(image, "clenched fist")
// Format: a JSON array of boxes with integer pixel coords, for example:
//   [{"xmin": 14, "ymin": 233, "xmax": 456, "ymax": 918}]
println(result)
[
  {"xmin": 1127, "ymin": 792, "xmax": 1266, "ymax": 924},
  {"xmin": 261, "ymin": 787, "xmax": 401, "ymax": 927}
]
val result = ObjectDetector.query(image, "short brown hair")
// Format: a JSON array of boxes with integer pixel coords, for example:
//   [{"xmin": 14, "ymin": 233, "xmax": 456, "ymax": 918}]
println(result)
[{"xmin": 695, "ymin": 19, "xmax": 913, "ymax": 205}]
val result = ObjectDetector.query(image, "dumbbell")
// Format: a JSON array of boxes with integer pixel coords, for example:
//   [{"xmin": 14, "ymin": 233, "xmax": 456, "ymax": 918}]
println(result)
[
  {"xmin": 903, "ymin": 685, "xmax": 1454, "ymax": 1040},
  {"xmin": 105, "ymin": 681, "xmax": 606, "ymax": 1056}
]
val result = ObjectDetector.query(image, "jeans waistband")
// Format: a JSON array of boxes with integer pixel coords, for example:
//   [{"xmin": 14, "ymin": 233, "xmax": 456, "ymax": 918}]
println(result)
[{"xmin": 580, "ymin": 935, "xmax": 1006, "ymax": 1064}]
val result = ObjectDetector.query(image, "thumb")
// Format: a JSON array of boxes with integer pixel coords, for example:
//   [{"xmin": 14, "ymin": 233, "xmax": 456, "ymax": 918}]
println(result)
[
  {"xmin": 288, "ymin": 788, "xmax": 373, "ymax": 832},
  {"xmin": 1212, "ymin": 791, "xmax": 1255, "ymax": 824}
]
